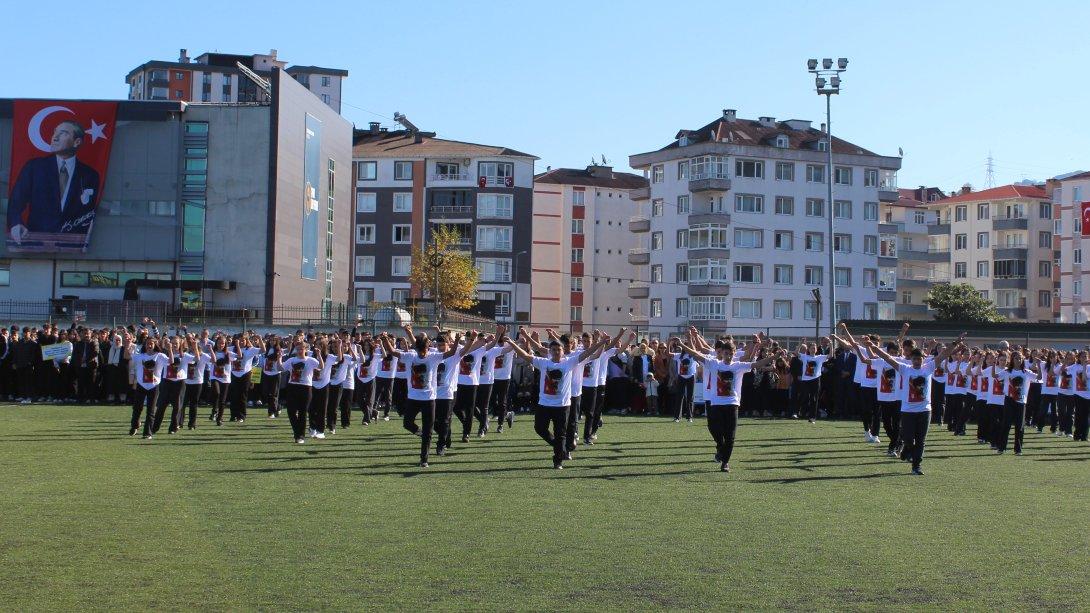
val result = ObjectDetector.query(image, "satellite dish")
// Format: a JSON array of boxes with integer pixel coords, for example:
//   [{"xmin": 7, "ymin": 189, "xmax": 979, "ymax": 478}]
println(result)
[{"xmin": 898, "ymin": 147, "xmax": 904, "ymax": 157}]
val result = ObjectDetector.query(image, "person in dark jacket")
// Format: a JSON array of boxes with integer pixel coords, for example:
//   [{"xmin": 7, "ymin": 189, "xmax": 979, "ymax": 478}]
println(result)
[
  {"xmin": 72, "ymin": 327, "xmax": 104, "ymax": 404},
  {"xmin": 14, "ymin": 328, "xmax": 39, "ymax": 403}
]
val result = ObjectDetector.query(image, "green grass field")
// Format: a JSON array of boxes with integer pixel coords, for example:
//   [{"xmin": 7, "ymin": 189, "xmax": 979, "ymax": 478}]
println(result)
[{"xmin": 1, "ymin": 403, "xmax": 1088, "ymax": 611}]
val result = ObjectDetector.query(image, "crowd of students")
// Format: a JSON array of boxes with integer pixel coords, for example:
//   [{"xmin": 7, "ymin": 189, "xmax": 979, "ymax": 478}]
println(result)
[{"xmin": 1, "ymin": 319, "xmax": 1087, "ymax": 473}]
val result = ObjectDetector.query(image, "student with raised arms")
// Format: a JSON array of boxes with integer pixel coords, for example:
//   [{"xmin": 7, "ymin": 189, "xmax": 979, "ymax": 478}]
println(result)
[{"xmin": 276, "ymin": 340, "xmax": 323, "ymax": 444}]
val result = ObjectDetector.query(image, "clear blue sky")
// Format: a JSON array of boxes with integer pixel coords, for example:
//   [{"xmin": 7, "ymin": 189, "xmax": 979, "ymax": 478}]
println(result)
[{"xmin": 4, "ymin": 0, "xmax": 1087, "ymax": 191}]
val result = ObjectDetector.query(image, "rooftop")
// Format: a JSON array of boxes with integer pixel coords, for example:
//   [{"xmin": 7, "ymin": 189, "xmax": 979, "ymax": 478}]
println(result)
[
  {"xmin": 933, "ymin": 184, "xmax": 1048, "ymax": 205},
  {"xmin": 644, "ymin": 111, "xmax": 882, "ymax": 157},
  {"xmin": 534, "ymin": 166, "xmax": 647, "ymax": 190},
  {"xmin": 352, "ymin": 129, "xmax": 536, "ymax": 160}
]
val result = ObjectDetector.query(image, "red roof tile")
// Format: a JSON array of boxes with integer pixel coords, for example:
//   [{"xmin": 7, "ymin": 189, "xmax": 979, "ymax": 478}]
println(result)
[{"xmin": 937, "ymin": 184, "xmax": 1047, "ymax": 204}]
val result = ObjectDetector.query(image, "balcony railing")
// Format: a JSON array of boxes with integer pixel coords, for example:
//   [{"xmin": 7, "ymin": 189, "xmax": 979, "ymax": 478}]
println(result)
[
  {"xmin": 429, "ymin": 205, "xmax": 473, "ymax": 215},
  {"xmin": 481, "ymin": 175, "xmax": 514, "ymax": 187},
  {"xmin": 430, "ymin": 173, "xmax": 471, "ymax": 182}
]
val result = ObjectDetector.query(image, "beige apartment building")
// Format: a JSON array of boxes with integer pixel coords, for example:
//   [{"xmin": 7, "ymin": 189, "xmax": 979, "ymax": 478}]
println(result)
[
  {"xmin": 1053, "ymin": 171, "xmax": 1090, "ymax": 322},
  {"xmin": 928, "ymin": 184, "xmax": 1054, "ymax": 321},
  {"xmin": 879, "ymin": 187, "xmax": 946, "ymax": 319}
]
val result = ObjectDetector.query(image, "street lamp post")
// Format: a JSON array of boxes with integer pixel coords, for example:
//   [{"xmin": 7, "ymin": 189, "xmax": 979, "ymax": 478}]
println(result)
[
  {"xmin": 807, "ymin": 57, "xmax": 848, "ymax": 336},
  {"xmin": 428, "ymin": 250, "xmax": 446, "ymax": 328}
]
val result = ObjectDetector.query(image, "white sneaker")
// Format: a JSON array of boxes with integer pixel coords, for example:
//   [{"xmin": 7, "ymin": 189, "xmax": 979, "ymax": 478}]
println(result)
[
  {"xmin": 296, "ymin": 438, "xmax": 305, "ymax": 444},
  {"xmin": 315, "ymin": 431, "xmax": 326, "ymax": 439},
  {"xmin": 329, "ymin": 428, "xmax": 336, "ymax": 435},
  {"xmin": 383, "ymin": 416, "xmax": 390, "ymax": 422},
  {"xmin": 873, "ymin": 436, "xmax": 881, "ymax": 444},
  {"xmin": 268, "ymin": 414, "xmax": 276, "ymax": 419},
  {"xmin": 688, "ymin": 418, "xmax": 693, "ymax": 423},
  {"xmin": 864, "ymin": 433, "xmax": 874, "ymax": 443},
  {"xmin": 308, "ymin": 429, "xmax": 317, "ymax": 438}
]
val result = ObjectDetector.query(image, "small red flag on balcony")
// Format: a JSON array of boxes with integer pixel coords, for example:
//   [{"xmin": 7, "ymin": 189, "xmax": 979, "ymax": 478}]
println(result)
[{"xmin": 1082, "ymin": 202, "xmax": 1090, "ymax": 236}]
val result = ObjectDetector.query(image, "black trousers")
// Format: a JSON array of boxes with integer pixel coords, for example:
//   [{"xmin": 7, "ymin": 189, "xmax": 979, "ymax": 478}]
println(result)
[
  {"xmin": 261, "ymin": 373, "xmax": 281, "ymax": 415},
  {"xmin": 209, "ymin": 380, "xmax": 229, "ymax": 423},
  {"xmin": 325, "ymin": 384, "xmax": 343, "ymax": 430},
  {"xmin": 1036, "ymin": 394, "xmax": 1057, "ymax": 432},
  {"xmin": 798, "ymin": 378, "xmax": 820, "ymax": 420},
  {"xmin": 356, "ymin": 379, "xmax": 376, "ymax": 423},
  {"xmin": 707, "ymin": 404, "xmax": 739, "ymax": 464},
  {"xmin": 309, "ymin": 385, "xmax": 329, "ymax": 433},
  {"xmin": 155, "ymin": 379, "xmax": 185, "ymax": 433},
  {"xmin": 403, "ymin": 398, "xmax": 435, "ymax": 463},
  {"xmin": 878, "ymin": 400, "xmax": 900, "ymax": 451},
  {"xmin": 475, "ymin": 382, "xmax": 493, "ymax": 433},
  {"xmin": 859, "ymin": 386, "xmax": 879, "ymax": 435},
  {"xmin": 899, "ymin": 410, "xmax": 930, "ymax": 469},
  {"xmin": 337, "ymin": 384, "xmax": 354, "ymax": 427},
  {"xmin": 1057, "ymin": 394, "xmax": 1075, "ymax": 435},
  {"xmin": 434, "ymin": 398, "xmax": 453, "ymax": 451},
  {"xmin": 1074, "ymin": 396, "xmax": 1090, "ymax": 441},
  {"xmin": 674, "ymin": 377, "xmax": 695, "ymax": 420},
  {"xmin": 76, "ymin": 366, "xmax": 98, "ymax": 403},
  {"xmin": 952, "ymin": 393, "xmax": 970, "ymax": 434},
  {"xmin": 585, "ymin": 385, "xmax": 606, "ymax": 440},
  {"xmin": 975, "ymin": 399, "xmax": 989, "ymax": 441},
  {"xmin": 392, "ymin": 377, "xmax": 408, "ymax": 415},
  {"xmin": 534, "ymin": 404, "xmax": 569, "ymax": 465},
  {"xmin": 566, "ymin": 395, "xmax": 581, "ymax": 450},
  {"xmin": 16, "ymin": 366, "xmax": 34, "ymax": 400},
  {"xmin": 374, "ymin": 377, "xmax": 393, "ymax": 415},
  {"xmin": 184, "ymin": 382, "xmax": 202, "ymax": 428},
  {"xmin": 490, "ymin": 379, "xmax": 511, "ymax": 420},
  {"xmin": 130, "ymin": 385, "xmax": 159, "ymax": 436},
  {"xmin": 453, "ymin": 384, "xmax": 477, "ymax": 439},
  {"xmin": 930, "ymin": 380, "xmax": 946, "ymax": 424},
  {"xmin": 1027, "ymin": 383, "xmax": 1041, "ymax": 425},
  {"xmin": 284, "ymin": 384, "xmax": 311, "ymax": 440},
  {"xmin": 227, "ymin": 377, "xmax": 249, "ymax": 420},
  {"xmin": 998, "ymin": 398, "xmax": 1026, "ymax": 453}
]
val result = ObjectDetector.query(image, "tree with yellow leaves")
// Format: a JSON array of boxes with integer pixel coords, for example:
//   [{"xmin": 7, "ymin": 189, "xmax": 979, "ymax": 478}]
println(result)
[{"xmin": 409, "ymin": 225, "xmax": 479, "ymax": 311}]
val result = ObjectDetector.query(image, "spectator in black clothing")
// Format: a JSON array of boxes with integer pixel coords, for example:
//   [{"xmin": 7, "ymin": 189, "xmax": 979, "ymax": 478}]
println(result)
[
  {"xmin": 73, "ymin": 328, "xmax": 104, "ymax": 404},
  {"xmin": 789, "ymin": 351, "xmax": 803, "ymax": 418},
  {"xmin": 14, "ymin": 328, "xmax": 38, "ymax": 403}
]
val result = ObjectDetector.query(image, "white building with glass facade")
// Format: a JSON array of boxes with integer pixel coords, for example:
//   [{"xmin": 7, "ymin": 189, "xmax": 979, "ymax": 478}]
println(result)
[{"xmin": 627, "ymin": 109, "xmax": 901, "ymax": 337}]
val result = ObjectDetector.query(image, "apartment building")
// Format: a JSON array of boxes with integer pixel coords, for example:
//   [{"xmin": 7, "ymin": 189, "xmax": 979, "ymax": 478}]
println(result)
[
  {"xmin": 1053, "ymin": 171, "xmax": 1090, "ymax": 322},
  {"xmin": 532, "ymin": 164, "xmax": 648, "ymax": 330},
  {"xmin": 628, "ymin": 109, "xmax": 902, "ymax": 337},
  {"xmin": 879, "ymin": 187, "xmax": 946, "ymax": 320},
  {"xmin": 350, "ymin": 124, "xmax": 537, "ymax": 322},
  {"xmin": 126, "ymin": 48, "xmax": 347, "ymax": 113},
  {"xmin": 927, "ymin": 184, "xmax": 1054, "ymax": 322}
]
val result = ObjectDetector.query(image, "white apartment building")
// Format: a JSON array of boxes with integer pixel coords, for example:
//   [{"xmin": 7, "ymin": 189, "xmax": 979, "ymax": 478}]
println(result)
[
  {"xmin": 1054, "ymin": 171, "xmax": 1090, "ymax": 322},
  {"xmin": 628, "ymin": 109, "xmax": 901, "ymax": 337},
  {"xmin": 927, "ymin": 184, "xmax": 1054, "ymax": 322},
  {"xmin": 532, "ymin": 165, "xmax": 648, "ymax": 331}
]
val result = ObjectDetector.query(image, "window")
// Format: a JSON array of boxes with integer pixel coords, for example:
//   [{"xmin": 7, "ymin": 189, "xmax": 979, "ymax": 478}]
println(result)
[
  {"xmin": 774, "ymin": 196, "xmax": 794, "ymax": 215},
  {"xmin": 651, "ymin": 232, "xmax": 663, "ymax": 250},
  {"xmin": 834, "ymin": 234, "xmax": 852, "ymax": 253},
  {"xmin": 1004, "ymin": 203, "xmax": 1026, "ymax": 219},
  {"xmin": 955, "ymin": 234, "xmax": 967, "ymax": 250},
  {"xmin": 806, "ymin": 164, "xmax": 825, "ymax": 183},
  {"xmin": 688, "ymin": 258, "xmax": 729, "ymax": 285},
  {"xmin": 355, "ymin": 288, "xmax": 375, "ymax": 305},
  {"xmin": 955, "ymin": 206, "xmax": 967, "ymax": 222},
  {"xmin": 734, "ymin": 194, "xmax": 764, "ymax": 213},
  {"xmin": 676, "ymin": 229, "xmax": 689, "ymax": 248},
  {"xmin": 391, "ymin": 192, "xmax": 413, "ymax": 213},
  {"xmin": 1039, "ymin": 260, "xmax": 1052, "ymax": 278},
  {"xmin": 734, "ymin": 264, "xmax": 762, "ymax": 284},
  {"xmin": 650, "ymin": 299, "xmax": 662, "ymax": 318},
  {"xmin": 903, "ymin": 237, "xmax": 914, "ymax": 251},
  {"xmin": 775, "ymin": 135, "xmax": 789, "ymax": 148},
  {"xmin": 390, "ymin": 225, "xmax": 412, "ymax": 244},
  {"xmin": 864, "ymin": 169, "xmax": 878, "ymax": 187},
  {"xmin": 389, "ymin": 161, "xmax": 412, "ymax": 181},
  {"xmin": 1039, "ymin": 202, "xmax": 1052, "ymax": 219},
  {"xmin": 864, "ymin": 202, "xmax": 878, "ymax": 221},
  {"xmin": 805, "ymin": 198, "xmax": 825, "ymax": 217},
  {"xmin": 993, "ymin": 260, "xmax": 1026, "ymax": 279},
  {"xmin": 650, "ymin": 265, "xmax": 663, "ymax": 283},
  {"xmin": 356, "ymin": 192, "xmax": 376, "ymax": 212},
  {"xmin": 677, "ymin": 160, "xmax": 689, "ymax": 180},
  {"xmin": 572, "ymin": 248, "xmax": 583, "ymax": 263},
  {"xmin": 477, "ymin": 226, "xmax": 512, "ymax": 251},
  {"xmin": 356, "ymin": 224, "xmax": 375, "ymax": 244},
  {"xmin": 803, "ymin": 301, "xmax": 822, "ymax": 321},
  {"xmin": 914, "ymin": 211, "xmax": 926, "ymax": 224},
  {"xmin": 1039, "ymin": 290, "xmax": 1052, "ymax": 308},
  {"xmin": 817, "ymin": 140, "xmax": 828, "ymax": 152},
  {"xmin": 571, "ymin": 219, "xmax": 584, "ymax": 235},
  {"xmin": 651, "ymin": 199, "xmax": 664, "ymax": 217},
  {"xmin": 652, "ymin": 165, "xmax": 664, "ymax": 183},
  {"xmin": 356, "ymin": 161, "xmax": 377, "ymax": 181},
  {"xmin": 863, "ymin": 235, "xmax": 878, "ymax": 255},
  {"xmin": 676, "ymin": 263, "xmax": 689, "ymax": 282},
  {"xmin": 834, "ymin": 200, "xmax": 852, "ymax": 219},
  {"xmin": 676, "ymin": 298, "xmax": 689, "ymax": 318},
  {"xmin": 690, "ymin": 155, "xmax": 729, "ymax": 179},
  {"xmin": 320, "ymin": 75, "xmax": 331, "ymax": 87},
  {"xmin": 834, "ymin": 166, "xmax": 852, "ymax": 185},
  {"xmin": 774, "ymin": 231, "xmax": 793, "ymax": 250},
  {"xmin": 572, "ymin": 191, "xmax": 585, "ymax": 205},
  {"xmin": 689, "ymin": 224, "xmax": 729, "ymax": 249},
  {"xmin": 954, "ymin": 262, "xmax": 966, "ymax": 278},
  {"xmin": 391, "ymin": 257, "xmax": 411, "ymax": 277},
  {"xmin": 774, "ymin": 264, "xmax": 793, "ymax": 285},
  {"xmin": 1076, "ymin": 281, "xmax": 1082, "ymax": 296},
  {"xmin": 834, "ymin": 267, "xmax": 851, "ymax": 287},
  {"xmin": 677, "ymin": 195, "xmax": 690, "ymax": 213},
  {"xmin": 880, "ymin": 235, "xmax": 898, "ymax": 257},
  {"xmin": 735, "ymin": 159, "xmax": 764, "ymax": 178},
  {"xmin": 805, "ymin": 232, "xmax": 824, "ymax": 252},
  {"xmin": 978, "ymin": 290, "xmax": 989, "ymax": 301},
  {"xmin": 977, "ymin": 232, "xmax": 990, "ymax": 248},
  {"xmin": 355, "ymin": 256, "xmax": 375, "ymax": 277},
  {"xmin": 835, "ymin": 302, "xmax": 851, "ymax": 321},
  {"xmin": 995, "ymin": 290, "xmax": 1021, "ymax": 308},
  {"xmin": 732, "ymin": 299, "xmax": 762, "ymax": 319},
  {"xmin": 477, "ymin": 193, "xmax": 513, "ymax": 219},
  {"xmin": 977, "ymin": 261, "xmax": 989, "ymax": 278},
  {"xmin": 773, "ymin": 300, "xmax": 792, "ymax": 319},
  {"xmin": 570, "ymin": 276, "xmax": 583, "ymax": 292},
  {"xmin": 1039, "ymin": 231, "xmax": 1052, "ymax": 248},
  {"xmin": 977, "ymin": 203, "xmax": 990, "ymax": 220},
  {"xmin": 1076, "ymin": 249, "xmax": 1083, "ymax": 265},
  {"xmin": 690, "ymin": 296, "xmax": 728, "ymax": 320},
  {"xmin": 477, "ymin": 258, "xmax": 512, "ymax": 283},
  {"xmin": 775, "ymin": 162, "xmax": 794, "ymax": 181},
  {"xmin": 863, "ymin": 268, "xmax": 877, "ymax": 288},
  {"xmin": 734, "ymin": 229, "xmax": 763, "ymax": 248},
  {"xmin": 864, "ymin": 303, "xmax": 878, "ymax": 319},
  {"xmin": 804, "ymin": 266, "xmax": 823, "ymax": 285},
  {"xmin": 479, "ymin": 162, "xmax": 514, "ymax": 185},
  {"xmin": 571, "ymin": 306, "xmax": 583, "ymax": 321}
]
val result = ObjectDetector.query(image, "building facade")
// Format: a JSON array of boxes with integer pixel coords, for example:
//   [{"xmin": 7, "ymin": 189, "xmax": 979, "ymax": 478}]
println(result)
[
  {"xmin": 0, "ymin": 69, "xmax": 353, "ymax": 316},
  {"xmin": 926, "ymin": 184, "xmax": 1054, "ymax": 322},
  {"xmin": 531, "ymin": 165, "xmax": 647, "ymax": 330},
  {"xmin": 879, "ymin": 187, "xmax": 946, "ymax": 320},
  {"xmin": 350, "ymin": 126, "xmax": 536, "ymax": 322},
  {"xmin": 628, "ymin": 109, "xmax": 901, "ymax": 337},
  {"xmin": 126, "ymin": 49, "xmax": 347, "ymax": 113},
  {"xmin": 1054, "ymin": 171, "xmax": 1090, "ymax": 322}
]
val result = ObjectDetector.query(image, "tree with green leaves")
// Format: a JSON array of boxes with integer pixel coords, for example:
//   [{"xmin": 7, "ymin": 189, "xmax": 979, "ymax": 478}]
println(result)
[
  {"xmin": 924, "ymin": 283, "xmax": 1004, "ymax": 322},
  {"xmin": 409, "ymin": 225, "xmax": 479, "ymax": 311}
]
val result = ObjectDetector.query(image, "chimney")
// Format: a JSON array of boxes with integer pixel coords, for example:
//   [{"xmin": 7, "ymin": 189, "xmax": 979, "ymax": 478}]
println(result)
[
  {"xmin": 722, "ymin": 109, "xmax": 737, "ymax": 122},
  {"xmin": 414, "ymin": 133, "xmax": 424, "ymax": 144},
  {"xmin": 587, "ymin": 164, "xmax": 613, "ymax": 179},
  {"xmin": 758, "ymin": 116, "xmax": 776, "ymax": 127},
  {"xmin": 961, "ymin": 183, "xmax": 972, "ymax": 196},
  {"xmin": 269, "ymin": 49, "xmax": 278, "ymax": 59},
  {"xmin": 179, "ymin": 48, "xmax": 190, "ymax": 63},
  {"xmin": 368, "ymin": 122, "xmax": 381, "ymax": 134},
  {"xmin": 820, "ymin": 122, "xmax": 827, "ymax": 133}
]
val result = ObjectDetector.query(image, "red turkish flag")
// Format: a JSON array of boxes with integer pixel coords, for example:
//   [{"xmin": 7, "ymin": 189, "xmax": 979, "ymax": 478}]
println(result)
[
  {"xmin": 7, "ymin": 100, "xmax": 118, "ymax": 253},
  {"xmin": 1082, "ymin": 202, "xmax": 1090, "ymax": 237}
]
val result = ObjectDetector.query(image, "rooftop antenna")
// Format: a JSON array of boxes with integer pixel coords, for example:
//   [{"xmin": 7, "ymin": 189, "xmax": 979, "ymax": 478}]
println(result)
[
  {"xmin": 985, "ymin": 151, "xmax": 996, "ymax": 188},
  {"xmin": 393, "ymin": 112, "xmax": 419, "ymax": 133},
  {"xmin": 600, "ymin": 154, "xmax": 609, "ymax": 165},
  {"xmin": 235, "ymin": 62, "xmax": 271, "ymax": 96}
]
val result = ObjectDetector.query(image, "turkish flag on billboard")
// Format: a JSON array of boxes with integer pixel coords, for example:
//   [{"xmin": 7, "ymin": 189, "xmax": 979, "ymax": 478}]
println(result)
[
  {"xmin": 6, "ymin": 100, "xmax": 118, "ymax": 253},
  {"xmin": 1082, "ymin": 202, "xmax": 1090, "ymax": 237}
]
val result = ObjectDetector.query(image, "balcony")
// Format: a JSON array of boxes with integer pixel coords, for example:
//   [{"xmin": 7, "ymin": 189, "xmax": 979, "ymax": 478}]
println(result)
[
  {"xmin": 481, "ymin": 175, "xmax": 515, "ymax": 188},
  {"xmin": 688, "ymin": 282, "xmax": 731, "ymax": 296},
  {"xmin": 628, "ymin": 215, "xmax": 650, "ymax": 233},
  {"xmin": 924, "ymin": 248, "xmax": 950, "ymax": 263},
  {"xmin": 687, "ymin": 247, "xmax": 730, "ymax": 260},
  {"xmin": 628, "ymin": 282, "xmax": 650, "ymax": 299},
  {"xmin": 898, "ymin": 277, "xmax": 932, "ymax": 289},
  {"xmin": 629, "ymin": 186, "xmax": 650, "ymax": 201},
  {"xmin": 688, "ymin": 176, "xmax": 731, "ymax": 193},
  {"xmin": 928, "ymin": 222, "xmax": 951, "ymax": 235},
  {"xmin": 992, "ymin": 246, "xmax": 1027, "ymax": 259},
  {"xmin": 993, "ymin": 276, "xmax": 1028, "ymax": 289},
  {"xmin": 878, "ymin": 222, "xmax": 901, "ymax": 234},
  {"xmin": 429, "ymin": 172, "xmax": 472, "ymax": 183},
  {"xmin": 899, "ymin": 249, "xmax": 930, "ymax": 261},
  {"xmin": 428, "ymin": 205, "xmax": 473, "ymax": 218},
  {"xmin": 878, "ymin": 170, "xmax": 898, "ymax": 202},
  {"xmin": 878, "ymin": 289, "xmax": 896, "ymax": 302},
  {"xmin": 628, "ymin": 248, "xmax": 650, "ymax": 265},
  {"xmin": 688, "ymin": 212, "xmax": 731, "ymax": 225},
  {"xmin": 992, "ymin": 217, "xmax": 1028, "ymax": 230},
  {"xmin": 997, "ymin": 307, "xmax": 1027, "ymax": 320},
  {"xmin": 895, "ymin": 303, "xmax": 932, "ymax": 318},
  {"xmin": 629, "ymin": 313, "xmax": 649, "ymax": 323}
]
